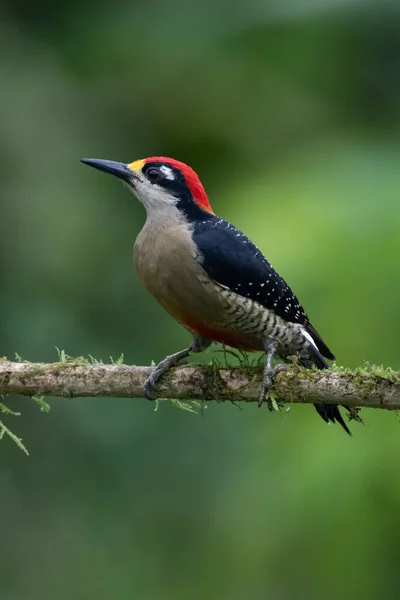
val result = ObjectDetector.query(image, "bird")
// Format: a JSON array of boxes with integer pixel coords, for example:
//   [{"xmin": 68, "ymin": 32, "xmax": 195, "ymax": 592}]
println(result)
[{"xmin": 81, "ymin": 155, "xmax": 351, "ymax": 435}]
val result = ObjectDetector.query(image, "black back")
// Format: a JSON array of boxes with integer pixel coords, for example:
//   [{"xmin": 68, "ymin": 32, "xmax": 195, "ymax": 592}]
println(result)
[{"xmin": 192, "ymin": 215, "xmax": 335, "ymax": 360}]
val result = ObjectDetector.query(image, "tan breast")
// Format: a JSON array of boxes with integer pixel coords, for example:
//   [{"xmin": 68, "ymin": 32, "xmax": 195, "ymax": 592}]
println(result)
[{"xmin": 133, "ymin": 210, "xmax": 227, "ymax": 325}]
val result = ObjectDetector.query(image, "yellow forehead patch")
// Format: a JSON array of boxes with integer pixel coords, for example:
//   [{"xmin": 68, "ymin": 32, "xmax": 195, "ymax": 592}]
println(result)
[{"xmin": 127, "ymin": 159, "xmax": 145, "ymax": 172}]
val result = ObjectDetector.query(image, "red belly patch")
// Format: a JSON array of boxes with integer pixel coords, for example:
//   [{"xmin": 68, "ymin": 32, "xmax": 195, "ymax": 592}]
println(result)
[{"xmin": 181, "ymin": 316, "xmax": 263, "ymax": 351}]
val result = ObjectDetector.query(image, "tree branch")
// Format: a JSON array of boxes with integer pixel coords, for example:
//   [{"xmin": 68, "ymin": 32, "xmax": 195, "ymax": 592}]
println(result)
[{"xmin": 0, "ymin": 359, "xmax": 399, "ymax": 410}]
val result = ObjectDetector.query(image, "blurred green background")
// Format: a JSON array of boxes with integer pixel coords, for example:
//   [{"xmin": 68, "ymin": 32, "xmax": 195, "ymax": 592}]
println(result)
[{"xmin": 1, "ymin": 0, "xmax": 400, "ymax": 598}]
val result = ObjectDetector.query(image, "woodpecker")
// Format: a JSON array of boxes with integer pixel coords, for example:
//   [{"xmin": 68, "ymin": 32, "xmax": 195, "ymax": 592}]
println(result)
[{"xmin": 81, "ymin": 155, "xmax": 351, "ymax": 435}]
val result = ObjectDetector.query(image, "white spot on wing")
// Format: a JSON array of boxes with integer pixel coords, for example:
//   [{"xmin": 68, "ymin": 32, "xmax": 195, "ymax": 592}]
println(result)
[{"xmin": 302, "ymin": 329, "xmax": 319, "ymax": 350}]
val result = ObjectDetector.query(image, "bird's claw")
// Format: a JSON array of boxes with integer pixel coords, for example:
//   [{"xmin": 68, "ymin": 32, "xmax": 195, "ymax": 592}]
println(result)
[
  {"xmin": 258, "ymin": 363, "xmax": 287, "ymax": 408},
  {"xmin": 144, "ymin": 373, "xmax": 159, "ymax": 400},
  {"xmin": 273, "ymin": 364, "xmax": 287, "ymax": 377},
  {"xmin": 258, "ymin": 378, "xmax": 271, "ymax": 408}
]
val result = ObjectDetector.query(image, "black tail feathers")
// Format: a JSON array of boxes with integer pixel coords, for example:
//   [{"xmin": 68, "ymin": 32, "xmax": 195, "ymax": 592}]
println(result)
[
  {"xmin": 314, "ymin": 402, "xmax": 352, "ymax": 436},
  {"xmin": 301, "ymin": 339, "xmax": 352, "ymax": 436}
]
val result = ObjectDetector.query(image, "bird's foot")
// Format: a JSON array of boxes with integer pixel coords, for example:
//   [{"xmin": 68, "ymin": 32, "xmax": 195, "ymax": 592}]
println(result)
[
  {"xmin": 144, "ymin": 351, "xmax": 190, "ymax": 400},
  {"xmin": 144, "ymin": 337, "xmax": 211, "ymax": 400},
  {"xmin": 258, "ymin": 363, "xmax": 287, "ymax": 409}
]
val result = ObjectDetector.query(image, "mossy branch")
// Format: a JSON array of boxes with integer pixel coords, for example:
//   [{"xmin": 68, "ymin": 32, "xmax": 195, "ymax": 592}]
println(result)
[{"xmin": 0, "ymin": 359, "xmax": 399, "ymax": 410}]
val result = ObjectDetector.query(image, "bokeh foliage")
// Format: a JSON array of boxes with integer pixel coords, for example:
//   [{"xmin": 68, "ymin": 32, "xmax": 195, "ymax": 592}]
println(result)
[{"xmin": 1, "ymin": 1, "xmax": 400, "ymax": 598}]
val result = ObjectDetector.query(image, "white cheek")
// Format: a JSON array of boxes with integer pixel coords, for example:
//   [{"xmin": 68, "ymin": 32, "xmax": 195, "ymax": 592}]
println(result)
[{"xmin": 131, "ymin": 179, "xmax": 177, "ymax": 211}]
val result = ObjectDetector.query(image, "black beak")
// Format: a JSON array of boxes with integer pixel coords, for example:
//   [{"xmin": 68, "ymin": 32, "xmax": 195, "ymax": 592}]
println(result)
[{"xmin": 80, "ymin": 158, "xmax": 134, "ymax": 183}]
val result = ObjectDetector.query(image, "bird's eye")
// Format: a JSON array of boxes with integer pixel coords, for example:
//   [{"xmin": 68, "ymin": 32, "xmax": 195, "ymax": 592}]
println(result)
[{"xmin": 146, "ymin": 167, "xmax": 162, "ymax": 183}]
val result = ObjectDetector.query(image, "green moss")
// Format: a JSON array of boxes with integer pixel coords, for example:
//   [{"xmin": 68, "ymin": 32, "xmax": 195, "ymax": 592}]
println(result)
[
  {"xmin": 0, "ymin": 400, "xmax": 20, "ymax": 417},
  {"xmin": 0, "ymin": 420, "xmax": 29, "ymax": 455},
  {"xmin": 201, "ymin": 361, "xmax": 226, "ymax": 402},
  {"xmin": 0, "ymin": 400, "xmax": 28, "ymax": 455},
  {"xmin": 170, "ymin": 399, "xmax": 204, "ymax": 414},
  {"xmin": 31, "ymin": 395, "xmax": 51, "ymax": 413},
  {"xmin": 265, "ymin": 390, "xmax": 283, "ymax": 412}
]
